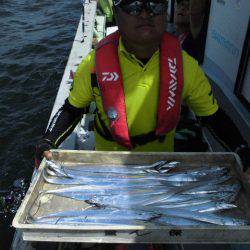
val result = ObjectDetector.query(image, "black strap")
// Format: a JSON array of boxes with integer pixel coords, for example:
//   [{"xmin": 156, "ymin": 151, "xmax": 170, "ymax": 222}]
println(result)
[
  {"xmin": 94, "ymin": 113, "xmax": 165, "ymax": 147},
  {"xmin": 131, "ymin": 132, "xmax": 166, "ymax": 147}
]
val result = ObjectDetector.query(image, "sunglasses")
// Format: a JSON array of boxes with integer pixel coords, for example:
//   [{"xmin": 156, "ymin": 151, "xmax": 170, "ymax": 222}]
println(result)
[{"xmin": 117, "ymin": 0, "xmax": 168, "ymax": 16}]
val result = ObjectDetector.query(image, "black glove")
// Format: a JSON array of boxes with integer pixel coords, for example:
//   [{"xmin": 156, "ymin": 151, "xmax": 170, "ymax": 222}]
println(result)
[
  {"xmin": 34, "ymin": 139, "xmax": 55, "ymax": 168},
  {"xmin": 236, "ymin": 146, "xmax": 250, "ymax": 172}
]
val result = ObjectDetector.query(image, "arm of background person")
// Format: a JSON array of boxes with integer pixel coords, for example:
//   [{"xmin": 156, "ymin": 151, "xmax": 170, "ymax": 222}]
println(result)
[{"xmin": 189, "ymin": 0, "xmax": 207, "ymax": 39}]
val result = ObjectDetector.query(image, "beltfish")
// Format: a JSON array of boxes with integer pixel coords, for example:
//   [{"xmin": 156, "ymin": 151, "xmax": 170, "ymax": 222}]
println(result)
[
  {"xmin": 43, "ymin": 169, "xmax": 170, "ymax": 187},
  {"xmin": 152, "ymin": 167, "xmax": 229, "ymax": 183},
  {"xmin": 142, "ymin": 176, "xmax": 232, "ymax": 206},
  {"xmin": 44, "ymin": 166, "xmax": 232, "ymax": 186},
  {"xmin": 87, "ymin": 192, "xmax": 174, "ymax": 207},
  {"xmin": 180, "ymin": 166, "xmax": 229, "ymax": 176},
  {"xmin": 31, "ymin": 207, "xmax": 159, "ymax": 221},
  {"xmin": 29, "ymin": 216, "xmax": 155, "ymax": 226},
  {"xmin": 153, "ymin": 201, "xmax": 237, "ymax": 213},
  {"xmin": 172, "ymin": 191, "xmax": 239, "ymax": 203},
  {"xmin": 154, "ymin": 216, "xmax": 208, "ymax": 226},
  {"xmin": 40, "ymin": 186, "xmax": 168, "ymax": 202},
  {"xmin": 149, "ymin": 199, "xmax": 212, "ymax": 209},
  {"xmin": 44, "ymin": 168, "xmax": 208, "ymax": 187},
  {"xmin": 183, "ymin": 183, "xmax": 241, "ymax": 195},
  {"xmin": 47, "ymin": 163, "xmax": 228, "ymax": 181},
  {"xmin": 45, "ymin": 165, "xmax": 178, "ymax": 180},
  {"xmin": 46, "ymin": 161, "xmax": 70, "ymax": 178},
  {"xmin": 83, "ymin": 181, "xmax": 231, "ymax": 207},
  {"xmin": 40, "ymin": 182, "xmax": 237, "ymax": 206},
  {"xmin": 133, "ymin": 161, "xmax": 180, "ymax": 174},
  {"xmin": 131, "ymin": 207, "xmax": 250, "ymax": 226},
  {"xmin": 46, "ymin": 161, "xmax": 168, "ymax": 175},
  {"xmin": 189, "ymin": 202, "xmax": 237, "ymax": 213}
]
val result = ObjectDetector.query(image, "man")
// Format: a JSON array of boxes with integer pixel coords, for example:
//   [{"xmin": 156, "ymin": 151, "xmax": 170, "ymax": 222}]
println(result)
[{"xmin": 36, "ymin": 0, "xmax": 249, "ymax": 176}]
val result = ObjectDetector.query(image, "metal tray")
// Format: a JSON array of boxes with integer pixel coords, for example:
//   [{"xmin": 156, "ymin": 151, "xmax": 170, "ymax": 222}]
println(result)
[{"xmin": 13, "ymin": 150, "xmax": 250, "ymax": 243}]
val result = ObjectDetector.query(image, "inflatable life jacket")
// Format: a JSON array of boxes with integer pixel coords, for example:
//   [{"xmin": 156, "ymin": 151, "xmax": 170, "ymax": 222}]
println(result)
[{"xmin": 92, "ymin": 31, "xmax": 184, "ymax": 150}]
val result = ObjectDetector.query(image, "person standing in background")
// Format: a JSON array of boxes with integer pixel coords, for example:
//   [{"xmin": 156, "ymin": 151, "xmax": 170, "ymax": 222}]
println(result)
[{"xmin": 174, "ymin": 0, "xmax": 209, "ymax": 64}]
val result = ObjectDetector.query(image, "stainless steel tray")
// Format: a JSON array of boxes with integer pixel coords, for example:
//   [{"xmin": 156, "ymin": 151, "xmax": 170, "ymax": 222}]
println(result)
[{"xmin": 12, "ymin": 150, "xmax": 250, "ymax": 243}]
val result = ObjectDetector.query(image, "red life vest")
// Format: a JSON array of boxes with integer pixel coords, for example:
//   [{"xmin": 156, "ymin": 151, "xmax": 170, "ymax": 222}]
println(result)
[{"xmin": 94, "ymin": 31, "xmax": 183, "ymax": 150}]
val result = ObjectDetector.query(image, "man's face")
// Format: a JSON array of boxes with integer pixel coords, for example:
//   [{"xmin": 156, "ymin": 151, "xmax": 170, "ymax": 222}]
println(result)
[
  {"xmin": 174, "ymin": 0, "xmax": 190, "ymax": 26},
  {"xmin": 114, "ymin": 1, "xmax": 168, "ymax": 46}
]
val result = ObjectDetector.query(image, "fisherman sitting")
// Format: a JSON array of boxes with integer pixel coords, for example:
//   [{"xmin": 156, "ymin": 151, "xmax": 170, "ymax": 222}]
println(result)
[{"xmin": 36, "ymin": 0, "xmax": 250, "ymax": 184}]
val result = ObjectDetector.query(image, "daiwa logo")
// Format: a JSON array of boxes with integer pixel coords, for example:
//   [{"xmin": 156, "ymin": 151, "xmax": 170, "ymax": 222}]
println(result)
[
  {"xmin": 102, "ymin": 72, "xmax": 119, "ymax": 82},
  {"xmin": 167, "ymin": 58, "xmax": 178, "ymax": 111}
]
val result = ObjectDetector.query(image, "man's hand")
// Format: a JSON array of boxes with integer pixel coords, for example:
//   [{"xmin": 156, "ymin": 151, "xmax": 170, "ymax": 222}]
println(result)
[
  {"xmin": 43, "ymin": 150, "xmax": 53, "ymax": 160},
  {"xmin": 35, "ymin": 139, "xmax": 54, "ymax": 168}
]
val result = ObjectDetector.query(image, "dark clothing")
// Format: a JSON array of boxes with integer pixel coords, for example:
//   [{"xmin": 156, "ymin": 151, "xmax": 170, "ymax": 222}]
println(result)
[{"xmin": 182, "ymin": 32, "xmax": 205, "ymax": 64}]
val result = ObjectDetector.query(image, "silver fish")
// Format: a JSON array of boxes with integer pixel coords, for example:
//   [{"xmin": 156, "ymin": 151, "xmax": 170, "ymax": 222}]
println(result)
[
  {"xmin": 133, "ymin": 161, "xmax": 180, "ymax": 174},
  {"xmin": 29, "ymin": 207, "xmax": 160, "ymax": 226},
  {"xmin": 181, "ymin": 166, "xmax": 229, "ymax": 176},
  {"xmin": 46, "ymin": 161, "xmax": 156, "ymax": 175},
  {"xmin": 134, "ymin": 207, "xmax": 250, "ymax": 226},
  {"xmin": 87, "ymin": 192, "xmax": 171, "ymax": 207},
  {"xmin": 46, "ymin": 161, "xmax": 70, "ymax": 178},
  {"xmin": 45, "ymin": 168, "xmax": 68, "ymax": 178},
  {"xmin": 147, "ymin": 187, "xmax": 239, "ymax": 206},
  {"xmin": 44, "ymin": 184, "xmax": 226, "ymax": 207},
  {"xmin": 142, "ymin": 176, "xmax": 232, "ymax": 206},
  {"xmin": 41, "ymin": 182, "xmax": 237, "ymax": 206},
  {"xmin": 190, "ymin": 202, "xmax": 237, "ymax": 213},
  {"xmin": 132, "ymin": 161, "xmax": 167, "ymax": 170},
  {"xmin": 152, "ymin": 167, "xmax": 229, "ymax": 183},
  {"xmin": 31, "ymin": 207, "xmax": 159, "ymax": 221},
  {"xmin": 49, "ymin": 164, "xmax": 228, "ymax": 180},
  {"xmin": 183, "ymin": 183, "xmax": 241, "ymax": 195},
  {"xmin": 85, "ymin": 182, "xmax": 230, "ymax": 208},
  {"xmin": 156, "ymin": 161, "xmax": 181, "ymax": 173},
  {"xmin": 44, "ymin": 167, "xmax": 232, "ymax": 186},
  {"xmin": 40, "ymin": 186, "xmax": 168, "ymax": 202},
  {"xmin": 154, "ymin": 200, "xmax": 237, "ymax": 213},
  {"xmin": 150, "ymin": 199, "xmax": 212, "ymax": 209},
  {"xmin": 43, "ymin": 168, "xmax": 196, "ymax": 187},
  {"xmin": 46, "ymin": 161, "xmax": 181, "ymax": 176},
  {"xmin": 155, "ymin": 216, "xmax": 208, "ymax": 226},
  {"xmin": 176, "ymin": 191, "xmax": 239, "ymax": 203},
  {"xmin": 29, "ymin": 216, "xmax": 154, "ymax": 226}
]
